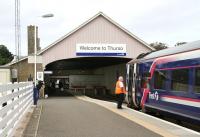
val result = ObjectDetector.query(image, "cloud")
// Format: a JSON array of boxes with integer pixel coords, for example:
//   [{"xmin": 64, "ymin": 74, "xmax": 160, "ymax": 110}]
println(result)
[{"xmin": 0, "ymin": 0, "xmax": 200, "ymax": 55}]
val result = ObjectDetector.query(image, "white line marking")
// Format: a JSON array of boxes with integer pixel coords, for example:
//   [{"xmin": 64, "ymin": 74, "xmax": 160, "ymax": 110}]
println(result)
[
  {"xmin": 34, "ymin": 105, "xmax": 43, "ymax": 137},
  {"xmin": 161, "ymin": 97, "xmax": 200, "ymax": 108}
]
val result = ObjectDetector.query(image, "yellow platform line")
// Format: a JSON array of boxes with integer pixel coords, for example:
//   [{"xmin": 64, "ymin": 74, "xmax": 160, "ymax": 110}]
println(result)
[{"xmin": 77, "ymin": 96, "xmax": 178, "ymax": 137}]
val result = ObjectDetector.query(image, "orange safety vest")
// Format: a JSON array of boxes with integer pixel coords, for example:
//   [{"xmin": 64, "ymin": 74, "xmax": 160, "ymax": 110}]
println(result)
[{"xmin": 115, "ymin": 81, "xmax": 126, "ymax": 94}]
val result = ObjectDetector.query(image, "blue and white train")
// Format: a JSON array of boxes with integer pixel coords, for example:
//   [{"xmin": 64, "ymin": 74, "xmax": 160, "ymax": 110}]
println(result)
[{"xmin": 126, "ymin": 40, "xmax": 200, "ymax": 124}]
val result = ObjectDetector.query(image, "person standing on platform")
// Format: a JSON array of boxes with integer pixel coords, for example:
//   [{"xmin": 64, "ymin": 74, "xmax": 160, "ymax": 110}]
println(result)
[
  {"xmin": 115, "ymin": 76, "xmax": 126, "ymax": 109},
  {"xmin": 33, "ymin": 80, "xmax": 44, "ymax": 105},
  {"xmin": 37, "ymin": 80, "xmax": 44, "ymax": 98},
  {"xmin": 33, "ymin": 83, "xmax": 39, "ymax": 106}
]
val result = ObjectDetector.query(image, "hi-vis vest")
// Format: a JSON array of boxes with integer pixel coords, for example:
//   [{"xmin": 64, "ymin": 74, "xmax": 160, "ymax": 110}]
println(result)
[{"xmin": 115, "ymin": 81, "xmax": 126, "ymax": 94}]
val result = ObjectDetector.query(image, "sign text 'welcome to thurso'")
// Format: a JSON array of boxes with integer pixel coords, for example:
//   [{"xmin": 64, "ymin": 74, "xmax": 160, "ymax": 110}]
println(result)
[{"xmin": 76, "ymin": 44, "xmax": 126, "ymax": 56}]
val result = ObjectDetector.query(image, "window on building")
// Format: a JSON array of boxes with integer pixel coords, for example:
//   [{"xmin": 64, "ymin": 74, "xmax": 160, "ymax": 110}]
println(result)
[
  {"xmin": 194, "ymin": 68, "xmax": 200, "ymax": 93},
  {"xmin": 154, "ymin": 70, "xmax": 167, "ymax": 90},
  {"xmin": 171, "ymin": 69, "xmax": 189, "ymax": 92}
]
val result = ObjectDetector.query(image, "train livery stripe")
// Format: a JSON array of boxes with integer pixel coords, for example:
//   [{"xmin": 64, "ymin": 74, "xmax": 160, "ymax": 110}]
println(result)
[
  {"xmin": 161, "ymin": 96, "xmax": 200, "ymax": 108},
  {"xmin": 140, "ymin": 89, "xmax": 150, "ymax": 108},
  {"xmin": 149, "ymin": 49, "xmax": 200, "ymax": 77},
  {"xmin": 157, "ymin": 65, "xmax": 200, "ymax": 71}
]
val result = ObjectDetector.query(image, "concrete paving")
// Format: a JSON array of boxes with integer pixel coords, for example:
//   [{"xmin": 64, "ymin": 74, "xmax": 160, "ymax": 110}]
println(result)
[
  {"xmin": 36, "ymin": 97, "xmax": 161, "ymax": 137},
  {"xmin": 22, "ymin": 105, "xmax": 42, "ymax": 137},
  {"xmin": 78, "ymin": 96, "xmax": 200, "ymax": 137},
  {"xmin": 12, "ymin": 106, "xmax": 35, "ymax": 137}
]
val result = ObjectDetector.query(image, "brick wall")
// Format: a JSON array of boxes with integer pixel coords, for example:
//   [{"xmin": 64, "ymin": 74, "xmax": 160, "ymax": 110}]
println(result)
[
  {"xmin": 10, "ymin": 58, "xmax": 43, "ymax": 82},
  {"xmin": 27, "ymin": 25, "xmax": 41, "ymax": 55}
]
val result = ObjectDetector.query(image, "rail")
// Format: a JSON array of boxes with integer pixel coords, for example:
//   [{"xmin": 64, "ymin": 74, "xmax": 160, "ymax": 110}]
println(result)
[{"xmin": 0, "ymin": 82, "xmax": 33, "ymax": 137}]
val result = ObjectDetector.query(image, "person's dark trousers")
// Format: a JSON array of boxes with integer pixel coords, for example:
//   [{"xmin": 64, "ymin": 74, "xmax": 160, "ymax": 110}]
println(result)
[
  {"xmin": 116, "ymin": 93, "xmax": 124, "ymax": 108},
  {"xmin": 33, "ymin": 87, "xmax": 39, "ymax": 105}
]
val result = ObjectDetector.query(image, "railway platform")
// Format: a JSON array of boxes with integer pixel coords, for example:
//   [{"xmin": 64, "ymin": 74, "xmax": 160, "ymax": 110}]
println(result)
[{"xmin": 19, "ymin": 96, "xmax": 200, "ymax": 137}]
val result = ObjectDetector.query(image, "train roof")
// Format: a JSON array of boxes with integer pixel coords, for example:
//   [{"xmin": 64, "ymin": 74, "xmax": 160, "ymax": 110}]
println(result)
[
  {"xmin": 143, "ymin": 40, "xmax": 200, "ymax": 60},
  {"xmin": 128, "ymin": 40, "xmax": 200, "ymax": 64}
]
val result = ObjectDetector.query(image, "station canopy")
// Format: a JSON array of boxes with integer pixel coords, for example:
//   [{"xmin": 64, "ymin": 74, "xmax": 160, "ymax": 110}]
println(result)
[{"xmin": 45, "ymin": 57, "xmax": 131, "ymax": 70}]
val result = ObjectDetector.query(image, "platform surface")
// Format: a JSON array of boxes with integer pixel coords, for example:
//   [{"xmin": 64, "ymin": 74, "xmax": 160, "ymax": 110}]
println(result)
[{"xmin": 23, "ymin": 96, "xmax": 200, "ymax": 137}]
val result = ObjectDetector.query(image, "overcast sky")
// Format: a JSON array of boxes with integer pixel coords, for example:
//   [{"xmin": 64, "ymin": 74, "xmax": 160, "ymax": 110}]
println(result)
[{"xmin": 0, "ymin": 0, "xmax": 200, "ymax": 56}]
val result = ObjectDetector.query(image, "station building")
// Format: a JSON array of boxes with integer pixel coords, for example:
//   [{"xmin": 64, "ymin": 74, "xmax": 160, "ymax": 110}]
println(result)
[
  {"xmin": 5, "ymin": 12, "xmax": 153, "ymax": 95},
  {"xmin": 0, "ymin": 66, "xmax": 10, "ymax": 84}
]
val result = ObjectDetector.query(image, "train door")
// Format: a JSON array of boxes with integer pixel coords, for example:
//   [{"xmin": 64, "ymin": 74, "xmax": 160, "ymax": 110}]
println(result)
[
  {"xmin": 127, "ymin": 63, "xmax": 141, "ymax": 109},
  {"xmin": 126, "ymin": 64, "xmax": 133, "ymax": 106}
]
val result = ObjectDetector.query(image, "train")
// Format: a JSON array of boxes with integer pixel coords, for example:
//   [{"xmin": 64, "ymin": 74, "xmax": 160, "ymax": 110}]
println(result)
[{"xmin": 126, "ymin": 40, "xmax": 200, "ymax": 124}]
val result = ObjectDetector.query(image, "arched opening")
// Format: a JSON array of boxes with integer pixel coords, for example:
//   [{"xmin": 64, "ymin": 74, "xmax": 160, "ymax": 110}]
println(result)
[{"xmin": 44, "ymin": 57, "xmax": 131, "ymax": 97}]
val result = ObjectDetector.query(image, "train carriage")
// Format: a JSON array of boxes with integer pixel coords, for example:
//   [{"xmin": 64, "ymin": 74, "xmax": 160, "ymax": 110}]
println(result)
[{"xmin": 126, "ymin": 40, "xmax": 200, "ymax": 124}]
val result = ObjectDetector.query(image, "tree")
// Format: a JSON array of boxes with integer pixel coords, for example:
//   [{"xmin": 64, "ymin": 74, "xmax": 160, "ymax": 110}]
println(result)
[
  {"xmin": 0, "ymin": 45, "xmax": 14, "ymax": 65},
  {"xmin": 150, "ymin": 42, "xmax": 168, "ymax": 51},
  {"xmin": 174, "ymin": 42, "xmax": 187, "ymax": 47}
]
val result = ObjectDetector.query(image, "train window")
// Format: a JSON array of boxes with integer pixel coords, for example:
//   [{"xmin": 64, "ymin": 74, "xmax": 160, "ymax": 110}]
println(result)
[
  {"xmin": 194, "ymin": 68, "xmax": 200, "ymax": 93},
  {"xmin": 171, "ymin": 69, "xmax": 189, "ymax": 92},
  {"xmin": 154, "ymin": 70, "xmax": 167, "ymax": 90}
]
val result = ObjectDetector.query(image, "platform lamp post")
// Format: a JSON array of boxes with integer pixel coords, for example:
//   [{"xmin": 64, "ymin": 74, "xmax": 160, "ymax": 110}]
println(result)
[{"xmin": 34, "ymin": 13, "xmax": 54, "ymax": 87}]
